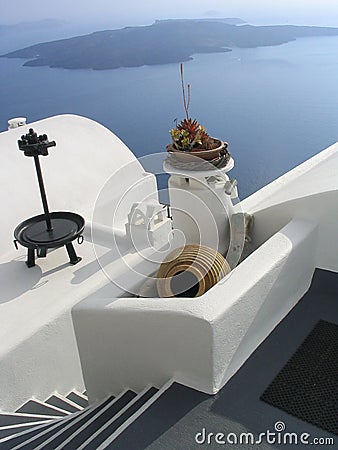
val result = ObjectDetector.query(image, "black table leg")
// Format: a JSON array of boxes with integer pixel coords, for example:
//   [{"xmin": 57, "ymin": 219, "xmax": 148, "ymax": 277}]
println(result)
[
  {"xmin": 37, "ymin": 247, "xmax": 47, "ymax": 258},
  {"xmin": 26, "ymin": 248, "xmax": 35, "ymax": 268},
  {"xmin": 66, "ymin": 242, "xmax": 82, "ymax": 265}
]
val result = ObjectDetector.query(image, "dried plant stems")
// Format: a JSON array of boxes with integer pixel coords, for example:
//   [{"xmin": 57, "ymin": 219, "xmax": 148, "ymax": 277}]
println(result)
[
  {"xmin": 170, "ymin": 63, "xmax": 218, "ymax": 151},
  {"xmin": 180, "ymin": 63, "xmax": 191, "ymax": 120}
]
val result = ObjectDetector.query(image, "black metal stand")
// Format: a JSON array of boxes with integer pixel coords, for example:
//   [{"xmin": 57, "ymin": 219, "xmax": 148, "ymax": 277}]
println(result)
[
  {"xmin": 34, "ymin": 155, "xmax": 52, "ymax": 231},
  {"xmin": 13, "ymin": 129, "xmax": 85, "ymax": 268}
]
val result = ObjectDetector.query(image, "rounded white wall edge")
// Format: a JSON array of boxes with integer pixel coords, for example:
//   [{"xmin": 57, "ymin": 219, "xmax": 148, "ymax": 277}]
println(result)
[
  {"xmin": 241, "ymin": 141, "xmax": 338, "ymax": 213},
  {"xmin": 73, "ymin": 216, "xmax": 319, "ymax": 399},
  {"xmin": 0, "ymin": 114, "xmax": 160, "ymax": 410}
]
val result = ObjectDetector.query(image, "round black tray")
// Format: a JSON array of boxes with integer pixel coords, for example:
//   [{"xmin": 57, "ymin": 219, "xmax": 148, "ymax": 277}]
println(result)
[
  {"xmin": 14, "ymin": 211, "xmax": 85, "ymax": 249},
  {"xmin": 14, "ymin": 211, "xmax": 85, "ymax": 267}
]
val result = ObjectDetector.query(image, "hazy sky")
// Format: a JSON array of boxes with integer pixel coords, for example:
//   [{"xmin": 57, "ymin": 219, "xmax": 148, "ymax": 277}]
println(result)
[{"xmin": 2, "ymin": 0, "xmax": 338, "ymax": 27}]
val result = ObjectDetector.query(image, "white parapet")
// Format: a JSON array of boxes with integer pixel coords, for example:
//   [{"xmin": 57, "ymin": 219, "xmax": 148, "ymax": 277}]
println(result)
[
  {"xmin": 73, "ymin": 142, "xmax": 338, "ymax": 401},
  {"xmin": 73, "ymin": 217, "xmax": 318, "ymax": 400}
]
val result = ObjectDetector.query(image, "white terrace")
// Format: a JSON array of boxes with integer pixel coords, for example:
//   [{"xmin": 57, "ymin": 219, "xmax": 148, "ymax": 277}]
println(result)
[{"xmin": 0, "ymin": 114, "xmax": 337, "ymax": 413}]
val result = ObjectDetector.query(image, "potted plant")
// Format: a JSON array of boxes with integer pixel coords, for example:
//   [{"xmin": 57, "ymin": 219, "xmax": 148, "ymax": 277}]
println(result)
[{"xmin": 167, "ymin": 64, "xmax": 229, "ymax": 162}]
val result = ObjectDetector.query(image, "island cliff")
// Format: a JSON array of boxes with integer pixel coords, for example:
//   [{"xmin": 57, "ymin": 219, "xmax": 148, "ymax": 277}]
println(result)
[{"xmin": 2, "ymin": 19, "xmax": 338, "ymax": 70}]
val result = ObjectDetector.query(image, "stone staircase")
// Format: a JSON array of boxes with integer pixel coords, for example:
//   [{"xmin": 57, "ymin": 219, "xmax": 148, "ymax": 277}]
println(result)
[{"xmin": 0, "ymin": 386, "xmax": 162, "ymax": 449}]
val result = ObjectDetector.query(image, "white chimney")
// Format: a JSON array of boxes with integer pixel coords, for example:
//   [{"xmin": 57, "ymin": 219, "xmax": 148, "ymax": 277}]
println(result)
[{"xmin": 8, "ymin": 117, "xmax": 27, "ymax": 130}]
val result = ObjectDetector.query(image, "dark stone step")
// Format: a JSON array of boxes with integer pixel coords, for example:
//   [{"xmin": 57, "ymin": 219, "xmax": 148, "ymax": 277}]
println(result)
[
  {"xmin": 0, "ymin": 412, "xmax": 57, "ymax": 427},
  {"xmin": 45, "ymin": 395, "xmax": 82, "ymax": 413},
  {"xmin": 0, "ymin": 422, "xmax": 47, "ymax": 439},
  {"xmin": 66, "ymin": 391, "xmax": 89, "ymax": 408},
  {"xmin": 16, "ymin": 400, "xmax": 68, "ymax": 417}
]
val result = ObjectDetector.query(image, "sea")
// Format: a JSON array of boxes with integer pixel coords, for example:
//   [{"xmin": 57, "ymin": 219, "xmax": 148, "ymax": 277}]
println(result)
[{"xmin": 0, "ymin": 33, "xmax": 337, "ymax": 199}]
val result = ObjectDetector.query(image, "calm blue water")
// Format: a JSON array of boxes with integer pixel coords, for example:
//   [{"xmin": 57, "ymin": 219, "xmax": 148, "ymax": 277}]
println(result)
[{"xmin": 0, "ymin": 36, "xmax": 337, "ymax": 199}]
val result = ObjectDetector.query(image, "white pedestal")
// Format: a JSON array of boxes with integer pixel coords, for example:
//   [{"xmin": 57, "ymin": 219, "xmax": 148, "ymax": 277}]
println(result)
[{"xmin": 164, "ymin": 157, "xmax": 235, "ymax": 255}]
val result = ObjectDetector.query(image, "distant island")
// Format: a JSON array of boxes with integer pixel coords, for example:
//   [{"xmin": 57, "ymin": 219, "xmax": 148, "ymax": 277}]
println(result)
[{"xmin": 2, "ymin": 19, "xmax": 338, "ymax": 70}]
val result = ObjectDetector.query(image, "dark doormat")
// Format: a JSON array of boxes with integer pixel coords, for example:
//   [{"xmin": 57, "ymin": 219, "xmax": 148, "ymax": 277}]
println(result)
[{"xmin": 261, "ymin": 320, "xmax": 338, "ymax": 436}]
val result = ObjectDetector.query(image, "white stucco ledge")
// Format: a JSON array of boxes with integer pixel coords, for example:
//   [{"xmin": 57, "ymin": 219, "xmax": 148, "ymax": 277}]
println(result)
[
  {"xmin": 241, "ymin": 141, "xmax": 338, "ymax": 273},
  {"xmin": 73, "ymin": 217, "xmax": 318, "ymax": 400},
  {"xmin": 73, "ymin": 142, "xmax": 338, "ymax": 401}
]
